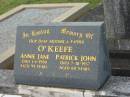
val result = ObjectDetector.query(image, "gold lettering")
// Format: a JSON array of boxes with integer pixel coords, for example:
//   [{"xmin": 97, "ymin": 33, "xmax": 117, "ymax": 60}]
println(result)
[
  {"xmin": 20, "ymin": 53, "xmax": 35, "ymax": 59},
  {"xmin": 56, "ymin": 54, "xmax": 78, "ymax": 61},
  {"xmin": 37, "ymin": 54, "xmax": 49, "ymax": 60},
  {"xmin": 48, "ymin": 46, "xmax": 73, "ymax": 53},
  {"xmin": 32, "ymin": 29, "xmax": 50, "ymax": 36},
  {"xmin": 37, "ymin": 46, "xmax": 46, "ymax": 52},
  {"xmin": 60, "ymin": 28, "xmax": 83, "ymax": 39},
  {"xmin": 86, "ymin": 32, "xmax": 94, "ymax": 40},
  {"xmin": 80, "ymin": 56, "xmax": 96, "ymax": 61}
]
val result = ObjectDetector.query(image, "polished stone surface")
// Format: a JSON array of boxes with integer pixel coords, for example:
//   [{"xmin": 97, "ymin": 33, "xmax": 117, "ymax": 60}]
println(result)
[{"xmin": 15, "ymin": 22, "xmax": 110, "ymax": 90}]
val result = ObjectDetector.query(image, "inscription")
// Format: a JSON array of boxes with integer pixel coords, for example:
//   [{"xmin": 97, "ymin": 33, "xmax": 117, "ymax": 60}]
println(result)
[
  {"xmin": 18, "ymin": 27, "xmax": 96, "ymax": 72},
  {"xmin": 37, "ymin": 46, "xmax": 73, "ymax": 53}
]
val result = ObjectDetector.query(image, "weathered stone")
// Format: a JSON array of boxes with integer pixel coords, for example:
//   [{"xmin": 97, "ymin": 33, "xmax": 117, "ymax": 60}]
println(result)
[
  {"xmin": 85, "ymin": 76, "xmax": 130, "ymax": 97},
  {"xmin": 18, "ymin": 85, "xmax": 83, "ymax": 97},
  {"xmin": 103, "ymin": 0, "xmax": 129, "ymax": 38},
  {"xmin": 0, "ymin": 70, "xmax": 15, "ymax": 87}
]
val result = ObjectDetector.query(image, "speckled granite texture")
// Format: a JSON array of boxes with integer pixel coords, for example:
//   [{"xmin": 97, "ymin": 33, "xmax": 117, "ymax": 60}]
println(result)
[{"xmin": 0, "ymin": 70, "xmax": 130, "ymax": 97}]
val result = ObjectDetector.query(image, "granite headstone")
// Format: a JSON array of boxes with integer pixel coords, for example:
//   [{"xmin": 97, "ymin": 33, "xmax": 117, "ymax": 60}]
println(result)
[{"xmin": 14, "ymin": 22, "xmax": 111, "ymax": 90}]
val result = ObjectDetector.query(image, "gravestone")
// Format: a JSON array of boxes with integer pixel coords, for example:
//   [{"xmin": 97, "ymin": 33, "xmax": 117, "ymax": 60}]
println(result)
[{"xmin": 14, "ymin": 22, "xmax": 111, "ymax": 90}]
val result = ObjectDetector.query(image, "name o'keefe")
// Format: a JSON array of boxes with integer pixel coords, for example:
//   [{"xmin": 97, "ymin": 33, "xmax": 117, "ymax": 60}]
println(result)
[{"xmin": 37, "ymin": 46, "xmax": 73, "ymax": 53}]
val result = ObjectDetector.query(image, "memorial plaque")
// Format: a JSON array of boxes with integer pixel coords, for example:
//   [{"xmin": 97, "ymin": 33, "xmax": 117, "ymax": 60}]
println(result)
[{"xmin": 14, "ymin": 22, "xmax": 111, "ymax": 90}]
